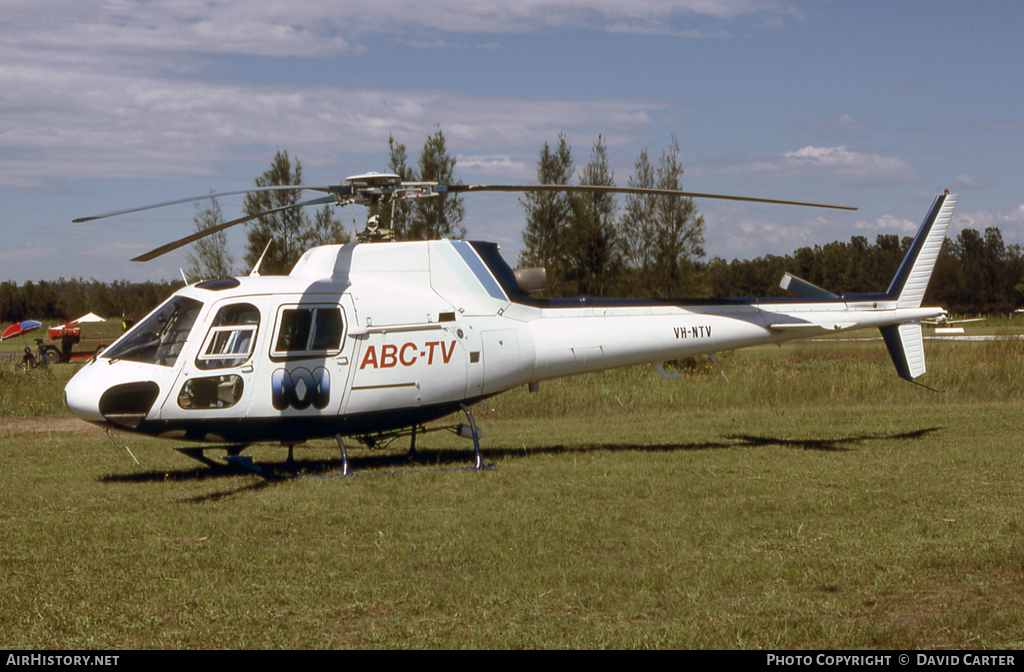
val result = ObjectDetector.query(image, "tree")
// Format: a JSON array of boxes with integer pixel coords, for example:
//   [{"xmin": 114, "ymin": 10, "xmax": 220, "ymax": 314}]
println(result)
[
  {"xmin": 951, "ymin": 228, "xmax": 986, "ymax": 311},
  {"xmin": 387, "ymin": 133, "xmax": 416, "ymax": 240},
  {"xmin": 307, "ymin": 205, "xmax": 352, "ymax": 248},
  {"xmin": 618, "ymin": 137, "xmax": 705, "ymax": 297},
  {"xmin": 618, "ymin": 148, "xmax": 658, "ymax": 275},
  {"xmin": 185, "ymin": 195, "xmax": 234, "ymax": 282},
  {"xmin": 518, "ymin": 133, "xmax": 575, "ymax": 292},
  {"xmin": 650, "ymin": 136, "xmax": 705, "ymax": 296},
  {"xmin": 566, "ymin": 135, "xmax": 619, "ymax": 296},
  {"xmin": 409, "ymin": 125, "xmax": 465, "ymax": 240},
  {"xmin": 243, "ymin": 150, "xmax": 311, "ymax": 275}
]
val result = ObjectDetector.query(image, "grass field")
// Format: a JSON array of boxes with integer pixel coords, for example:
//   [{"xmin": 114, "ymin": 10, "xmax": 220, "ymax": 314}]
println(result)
[{"xmin": 1, "ymin": 332, "xmax": 1023, "ymax": 649}]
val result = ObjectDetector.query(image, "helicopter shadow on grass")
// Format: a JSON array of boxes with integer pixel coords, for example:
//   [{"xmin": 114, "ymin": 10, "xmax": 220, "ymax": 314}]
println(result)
[
  {"xmin": 96, "ymin": 449, "xmax": 499, "ymax": 503},
  {"xmin": 723, "ymin": 427, "xmax": 943, "ymax": 452},
  {"xmin": 97, "ymin": 426, "xmax": 943, "ymax": 502},
  {"xmin": 487, "ymin": 425, "xmax": 942, "ymax": 458},
  {"xmin": 92, "ymin": 437, "xmax": 801, "ymax": 488},
  {"xmin": 97, "ymin": 464, "xmax": 277, "ymax": 503},
  {"xmin": 97, "ymin": 449, "xmax": 485, "ymax": 485}
]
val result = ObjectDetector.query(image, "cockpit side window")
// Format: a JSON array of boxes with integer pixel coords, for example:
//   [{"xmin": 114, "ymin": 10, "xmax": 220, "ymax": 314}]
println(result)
[
  {"xmin": 196, "ymin": 303, "xmax": 260, "ymax": 370},
  {"xmin": 272, "ymin": 306, "xmax": 344, "ymax": 358},
  {"xmin": 102, "ymin": 296, "xmax": 203, "ymax": 367}
]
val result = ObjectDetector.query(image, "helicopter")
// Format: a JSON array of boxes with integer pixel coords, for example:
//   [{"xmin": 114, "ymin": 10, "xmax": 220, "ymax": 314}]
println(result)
[{"xmin": 64, "ymin": 173, "xmax": 958, "ymax": 476}]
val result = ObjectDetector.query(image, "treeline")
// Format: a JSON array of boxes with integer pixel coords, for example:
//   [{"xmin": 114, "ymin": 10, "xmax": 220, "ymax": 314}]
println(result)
[{"xmin": 0, "ymin": 278, "xmax": 184, "ymax": 324}]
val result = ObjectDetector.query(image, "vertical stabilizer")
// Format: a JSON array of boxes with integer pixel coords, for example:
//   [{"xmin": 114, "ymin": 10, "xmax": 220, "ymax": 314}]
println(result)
[{"xmin": 888, "ymin": 193, "xmax": 958, "ymax": 308}]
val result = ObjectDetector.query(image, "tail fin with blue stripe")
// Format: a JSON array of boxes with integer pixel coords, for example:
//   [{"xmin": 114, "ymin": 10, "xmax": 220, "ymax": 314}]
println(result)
[{"xmin": 879, "ymin": 192, "xmax": 957, "ymax": 386}]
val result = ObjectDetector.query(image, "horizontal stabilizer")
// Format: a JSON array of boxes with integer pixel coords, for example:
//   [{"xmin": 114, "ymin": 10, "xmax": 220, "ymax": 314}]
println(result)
[{"xmin": 779, "ymin": 272, "xmax": 838, "ymax": 299}]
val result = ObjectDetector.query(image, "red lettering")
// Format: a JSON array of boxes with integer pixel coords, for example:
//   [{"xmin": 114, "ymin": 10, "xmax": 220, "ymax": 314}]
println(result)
[
  {"xmin": 400, "ymin": 343, "xmax": 418, "ymax": 366},
  {"xmin": 359, "ymin": 346, "xmax": 378, "ymax": 369},
  {"xmin": 361, "ymin": 341, "xmax": 457, "ymax": 369}
]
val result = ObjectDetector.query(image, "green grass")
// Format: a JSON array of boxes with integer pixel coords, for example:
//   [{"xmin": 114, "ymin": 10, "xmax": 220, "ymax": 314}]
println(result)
[
  {"xmin": 1, "ymin": 335, "xmax": 1023, "ymax": 648},
  {"xmin": 0, "ymin": 365, "xmax": 78, "ymax": 417}
]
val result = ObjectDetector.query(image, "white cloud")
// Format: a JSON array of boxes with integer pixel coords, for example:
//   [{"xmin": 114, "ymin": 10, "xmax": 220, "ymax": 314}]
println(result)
[
  {"xmin": 853, "ymin": 214, "xmax": 918, "ymax": 237},
  {"xmin": 456, "ymin": 154, "xmax": 532, "ymax": 179},
  {"xmin": 700, "ymin": 200, "xmax": 843, "ymax": 261},
  {"xmin": 693, "ymin": 145, "xmax": 918, "ymax": 188},
  {"xmin": 333, "ymin": 0, "xmax": 800, "ymax": 35},
  {"xmin": 2, "ymin": 1, "xmax": 801, "ymax": 68},
  {"xmin": 952, "ymin": 205, "xmax": 1024, "ymax": 229},
  {"xmin": 952, "ymin": 174, "xmax": 993, "ymax": 190},
  {"xmin": 0, "ymin": 0, "xmax": 798, "ymax": 188},
  {"xmin": 3, "ymin": 1, "xmax": 357, "ymax": 59},
  {"xmin": 605, "ymin": 23, "xmax": 732, "ymax": 38},
  {"xmin": 779, "ymin": 146, "xmax": 918, "ymax": 187},
  {"xmin": 0, "ymin": 61, "xmax": 671, "ymax": 186},
  {"xmin": 835, "ymin": 114, "xmax": 865, "ymax": 131}
]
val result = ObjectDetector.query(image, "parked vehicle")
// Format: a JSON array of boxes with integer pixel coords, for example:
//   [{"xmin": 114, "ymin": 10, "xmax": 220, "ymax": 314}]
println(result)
[{"xmin": 44, "ymin": 314, "xmax": 126, "ymax": 363}]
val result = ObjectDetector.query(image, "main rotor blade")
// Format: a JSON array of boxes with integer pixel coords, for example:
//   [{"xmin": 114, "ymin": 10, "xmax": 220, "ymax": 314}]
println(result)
[
  {"xmin": 131, "ymin": 195, "xmax": 337, "ymax": 262},
  {"xmin": 73, "ymin": 185, "xmax": 343, "ymax": 223},
  {"xmin": 438, "ymin": 184, "xmax": 857, "ymax": 211}
]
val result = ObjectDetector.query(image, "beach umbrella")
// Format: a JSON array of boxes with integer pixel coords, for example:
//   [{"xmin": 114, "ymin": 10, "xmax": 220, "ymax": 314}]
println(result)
[{"xmin": 1, "ymin": 320, "xmax": 42, "ymax": 341}]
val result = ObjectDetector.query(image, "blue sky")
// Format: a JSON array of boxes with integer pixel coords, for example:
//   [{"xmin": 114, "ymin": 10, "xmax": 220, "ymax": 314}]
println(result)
[{"xmin": 2, "ymin": 1, "xmax": 1022, "ymax": 285}]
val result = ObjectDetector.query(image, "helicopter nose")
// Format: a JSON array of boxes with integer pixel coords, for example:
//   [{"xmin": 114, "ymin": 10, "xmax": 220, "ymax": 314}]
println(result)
[
  {"xmin": 64, "ymin": 362, "xmax": 162, "ymax": 429},
  {"xmin": 63, "ymin": 363, "xmax": 105, "ymax": 423}
]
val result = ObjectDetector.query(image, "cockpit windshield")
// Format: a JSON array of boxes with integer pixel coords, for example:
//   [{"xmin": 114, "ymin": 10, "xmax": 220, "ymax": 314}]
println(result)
[{"xmin": 102, "ymin": 296, "xmax": 203, "ymax": 367}]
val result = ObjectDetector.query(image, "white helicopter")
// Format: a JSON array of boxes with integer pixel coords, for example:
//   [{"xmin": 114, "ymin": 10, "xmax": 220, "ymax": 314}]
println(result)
[{"xmin": 64, "ymin": 174, "xmax": 957, "ymax": 475}]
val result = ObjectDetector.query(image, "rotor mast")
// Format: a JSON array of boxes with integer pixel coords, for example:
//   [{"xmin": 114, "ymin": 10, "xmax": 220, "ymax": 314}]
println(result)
[{"xmin": 344, "ymin": 173, "xmax": 438, "ymax": 243}]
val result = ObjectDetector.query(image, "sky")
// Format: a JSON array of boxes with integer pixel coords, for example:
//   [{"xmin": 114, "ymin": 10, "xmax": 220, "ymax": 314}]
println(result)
[{"xmin": 2, "ymin": 0, "xmax": 1022, "ymax": 285}]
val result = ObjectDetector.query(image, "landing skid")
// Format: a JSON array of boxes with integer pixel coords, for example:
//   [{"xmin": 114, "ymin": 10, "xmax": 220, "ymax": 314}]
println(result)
[
  {"xmin": 173, "ymin": 445, "xmax": 286, "ymax": 478},
  {"xmin": 172, "ymin": 405, "xmax": 493, "ymax": 479},
  {"xmin": 174, "ymin": 445, "xmax": 247, "ymax": 470}
]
